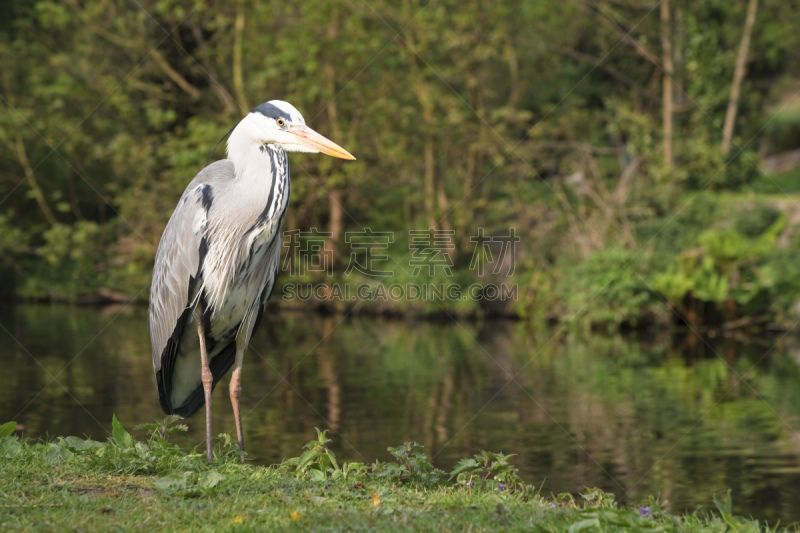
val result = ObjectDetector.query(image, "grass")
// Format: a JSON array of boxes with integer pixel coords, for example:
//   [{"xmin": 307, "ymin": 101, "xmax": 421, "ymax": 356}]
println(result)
[
  {"xmin": 0, "ymin": 417, "xmax": 793, "ymax": 532},
  {"xmin": 748, "ymin": 169, "xmax": 800, "ymax": 194}
]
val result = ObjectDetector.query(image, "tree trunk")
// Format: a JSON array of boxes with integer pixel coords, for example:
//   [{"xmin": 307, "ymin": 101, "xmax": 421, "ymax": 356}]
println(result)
[
  {"xmin": 405, "ymin": 23, "xmax": 437, "ymax": 229},
  {"xmin": 660, "ymin": 0, "xmax": 674, "ymax": 167},
  {"xmin": 674, "ymin": 7, "xmax": 685, "ymax": 112},
  {"xmin": 328, "ymin": 189, "xmax": 343, "ymax": 268},
  {"xmin": 424, "ymin": 133, "xmax": 437, "ymax": 228},
  {"xmin": 721, "ymin": 0, "xmax": 759, "ymax": 155},
  {"xmin": 325, "ymin": 18, "xmax": 344, "ymax": 268},
  {"xmin": 436, "ymin": 168, "xmax": 452, "ymax": 232}
]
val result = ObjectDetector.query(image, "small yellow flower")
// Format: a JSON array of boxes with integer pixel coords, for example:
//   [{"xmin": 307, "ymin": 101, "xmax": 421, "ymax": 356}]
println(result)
[
  {"xmin": 290, "ymin": 511, "xmax": 300, "ymax": 522},
  {"xmin": 372, "ymin": 495, "xmax": 381, "ymax": 506},
  {"xmin": 233, "ymin": 516, "xmax": 243, "ymax": 523}
]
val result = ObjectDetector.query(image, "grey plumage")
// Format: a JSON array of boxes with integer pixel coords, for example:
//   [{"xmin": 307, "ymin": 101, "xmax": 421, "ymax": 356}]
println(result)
[
  {"xmin": 148, "ymin": 100, "xmax": 355, "ymax": 461},
  {"xmin": 149, "ymin": 156, "xmax": 287, "ymax": 416}
]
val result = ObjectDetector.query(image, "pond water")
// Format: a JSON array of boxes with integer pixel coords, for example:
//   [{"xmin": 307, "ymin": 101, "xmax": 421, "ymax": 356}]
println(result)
[{"xmin": 2, "ymin": 304, "xmax": 800, "ymax": 524}]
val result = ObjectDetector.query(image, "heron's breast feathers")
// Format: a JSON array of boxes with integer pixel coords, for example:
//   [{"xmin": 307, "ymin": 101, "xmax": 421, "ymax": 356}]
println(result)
[{"xmin": 199, "ymin": 217, "xmax": 282, "ymax": 329}]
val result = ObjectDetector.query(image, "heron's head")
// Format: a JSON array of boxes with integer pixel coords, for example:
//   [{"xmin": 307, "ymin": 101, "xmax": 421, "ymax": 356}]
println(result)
[{"xmin": 227, "ymin": 100, "xmax": 355, "ymax": 160}]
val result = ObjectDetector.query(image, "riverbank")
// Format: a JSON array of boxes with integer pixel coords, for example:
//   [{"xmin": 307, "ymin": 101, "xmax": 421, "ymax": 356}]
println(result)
[
  {"xmin": 13, "ymin": 188, "xmax": 800, "ymax": 333},
  {"xmin": 0, "ymin": 417, "xmax": 788, "ymax": 531}
]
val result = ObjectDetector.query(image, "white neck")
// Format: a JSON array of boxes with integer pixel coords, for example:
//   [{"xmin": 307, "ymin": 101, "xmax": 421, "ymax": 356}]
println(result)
[
  {"xmin": 223, "ymin": 117, "xmax": 291, "ymax": 227},
  {"xmin": 227, "ymin": 125, "xmax": 266, "ymax": 180}
]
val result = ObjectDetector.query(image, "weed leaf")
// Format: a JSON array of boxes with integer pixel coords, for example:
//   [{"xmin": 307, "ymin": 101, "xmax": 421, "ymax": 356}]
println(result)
[
  {"xmin": 63, "ymin": 436, "xmax": 103, "ymax": 452},
  {"xmin": 198, "ymin": 471, "xmax": 225, "ymax": 489},
  {"xmin": 713, "ymin": 489, "xmax": 733, "ymax": 516},
  {"xmin": 155, "ymin": 471, "xmax": 189, "ymax": 491},
  {"xmin": 0, "ymin": 438, "xmax": 21, "ymax": 458},
  {"xmin": 112, "ymin": 414, "xmax": 135, "ymax": 449},
  {"xmin": 0, "ymin": 421, "xmax": 16, "ymax": 439},
  {"xmin": 450, "ymin": 458, "xmax": 479, "ymax": 477}
]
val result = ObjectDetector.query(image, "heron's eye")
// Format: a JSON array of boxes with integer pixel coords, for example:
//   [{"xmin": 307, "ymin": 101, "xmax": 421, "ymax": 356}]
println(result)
[{"xmin": 276, "ymin": 118, "xmax": 285, "ymax": 127}]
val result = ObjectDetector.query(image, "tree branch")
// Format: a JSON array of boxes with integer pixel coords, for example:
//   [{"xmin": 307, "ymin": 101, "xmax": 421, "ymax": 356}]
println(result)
[
  {"xmin": 149, "ymin": 49, "xmax": 202, "ymax": 101},
  {"xmin": 592, "ymin": 1, "xmax": 662, "ymax": 68},
  {"xmin": 186, "ymin": 20, "xmax": 238, "ymax": 113},
  {"xmin": 66, "ymin": 0, "xmax": 201, "ymax": 101},
  {"xmin": 15, "ymin": 135, "xmax": 57, "ymax": 226},
  {"xmin": 722, "ymin": 0, "xmax": 759, "ymax": 155},
  {"xmin": 661, "ymin": 0, "xmax": 674, "ymax": 167}
]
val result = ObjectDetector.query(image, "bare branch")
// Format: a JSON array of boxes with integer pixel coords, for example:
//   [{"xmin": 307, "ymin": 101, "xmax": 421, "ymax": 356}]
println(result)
[{"xmin": 722, "ymin": 0, "xmax": 759, "ymax": 155}]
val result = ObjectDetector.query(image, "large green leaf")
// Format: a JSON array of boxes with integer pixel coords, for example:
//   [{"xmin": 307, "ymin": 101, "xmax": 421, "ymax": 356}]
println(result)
[
  {"xmin": 63, "ymin": 436, "xmax": 104, "ymax": 452},
  {"xmin": 112, "ymin": 414, "xmax": 135, "ymax": 449},
  {"xmin": 154, "ymin": 471, "xmax": 189, "ymax": 491},
  {"xmin": 0, "ymin": 421, "xmax": 16, "ymax": 439},
  {"xmin": 198, "ymin": 471, "xmax": 225, "ymax": 489}
]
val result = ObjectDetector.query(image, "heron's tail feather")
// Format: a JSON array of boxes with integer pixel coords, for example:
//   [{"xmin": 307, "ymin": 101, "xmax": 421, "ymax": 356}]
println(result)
[{"xmin": 157, "ymin": 342, "xmax": 237, "ymax": 418}]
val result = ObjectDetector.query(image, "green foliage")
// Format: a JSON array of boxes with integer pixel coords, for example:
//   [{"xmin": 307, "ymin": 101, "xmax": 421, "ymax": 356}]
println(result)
[
  {"xmin": 0, "ymin": 438, "xmax": 23, "ymax": 459},
  {"xmin": 134, "ymin": 414, "xmax": 189, "ymax": 442},
  {"xmin": 0, "ymin": 420, "xmax": 16, "ymax": 439},
  {"xmin": 0, "ymin": 421, "xmax": 22, "ymax": 458},
  {"xmin": 371, "ymin": 442, "xmax": 447, "ymax": 487},
  {"xmin": 561, "ymin": 195, "xmax": 798, "ymax": 328},
  {"xmin": 111, "ymin": 413, "xmax": 135, "ymax": 449},
  {"xmin": 759, "ymin": 234, "xmax": 800, "ymax": 318},
  {"xmin": 651, "ymin": 209, "xmax": 785, "ymax": 323},
  {"xmin": 581, "ymin": 487, "xmax": 616, "ymax": 508},
  {"xmin": 636, "ymin": 193, "xmax": 725, "ymax": 259},
  {"xmin": 282, "ymin": 428, "xmax": 340, "ymax": 481},
  {"xmin": 18, "ymin": 221, "xmax": 116, "ymax": 300},
  {"xmin": 0, "ymin": 0, "xmax": 798, "ymax": 326},
  {"xmin": 558, "ymin": 248, "xmax": 661, "ymax": 329},
  {"xmin": 43, "ymin": 414, "xmax": 238, "ymax": 476},
  {"xmin": 153, "ymin": 470, "xmax": 226, "ymax": 496},
  {"xmin": 450, "ymin": 450, "xmax": 524, "ymax": 492}
]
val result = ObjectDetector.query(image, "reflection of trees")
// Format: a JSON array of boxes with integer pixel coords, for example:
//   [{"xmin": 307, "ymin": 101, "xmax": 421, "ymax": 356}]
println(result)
[
  {"xmin": 504, "ymin": 332, "xmax": 800, "ymax": 519},
  {"xmin": 316, "ymin": 317, "xmax": 341, "ymax": 432},
  {"xmin": 423, "ymin": 371, "xmax": 453, "ymax": 452}
]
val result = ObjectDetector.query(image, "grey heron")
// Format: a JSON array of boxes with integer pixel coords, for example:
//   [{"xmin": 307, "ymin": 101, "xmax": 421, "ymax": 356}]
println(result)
[{"xmin": 149, "ymin": 100, "xmax": 355, "ymax": 461}]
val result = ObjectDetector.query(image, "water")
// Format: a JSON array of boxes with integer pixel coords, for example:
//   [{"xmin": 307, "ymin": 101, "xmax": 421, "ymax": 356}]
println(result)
[{"xmin": 2, "ymin": 304, "xmax": 800, "ymax": 524}]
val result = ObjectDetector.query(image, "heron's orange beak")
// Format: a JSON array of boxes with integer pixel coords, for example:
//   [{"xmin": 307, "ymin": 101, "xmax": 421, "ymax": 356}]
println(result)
[{"xmin": 289, "ymin": 125, "xmax": 356, "ymax": 160}]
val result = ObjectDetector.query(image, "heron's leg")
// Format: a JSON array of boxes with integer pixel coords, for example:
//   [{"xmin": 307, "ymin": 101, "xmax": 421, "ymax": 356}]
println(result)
[
  {"xmin": 230, "ymin": 342, "xmax": 246, "ymax": 462},
  {"xmin": 197, "ymin": 320, "xmax": 214, "ymax": 462}
]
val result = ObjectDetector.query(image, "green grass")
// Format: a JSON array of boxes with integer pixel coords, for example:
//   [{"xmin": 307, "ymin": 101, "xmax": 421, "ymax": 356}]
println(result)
[{"xmin": 0, "ymin": 417, "xmax": 792, "ymax": 532}]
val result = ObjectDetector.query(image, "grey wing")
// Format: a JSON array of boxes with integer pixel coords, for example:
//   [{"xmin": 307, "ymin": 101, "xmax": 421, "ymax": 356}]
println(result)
[
  {"xmin": 148, "ymin": 161, "xmax": 233, "ymax": 376},
  {"xmin": 148, "ymin": 184, "xmax": 207, "ymax": 372}
]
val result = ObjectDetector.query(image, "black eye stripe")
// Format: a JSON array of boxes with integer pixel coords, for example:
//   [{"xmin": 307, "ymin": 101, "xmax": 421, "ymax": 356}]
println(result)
[{"xmin": 252, "ymin": 102, "xmax": 292, "ymax": 122}]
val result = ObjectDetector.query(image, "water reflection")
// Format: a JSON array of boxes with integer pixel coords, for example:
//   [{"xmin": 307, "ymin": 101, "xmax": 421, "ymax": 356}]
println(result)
[{"xmin": 1, "ymin": 304, "xmax": 800, "ymax": 524}]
